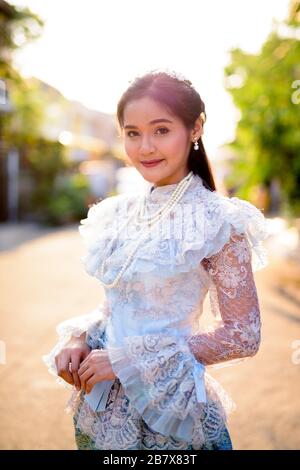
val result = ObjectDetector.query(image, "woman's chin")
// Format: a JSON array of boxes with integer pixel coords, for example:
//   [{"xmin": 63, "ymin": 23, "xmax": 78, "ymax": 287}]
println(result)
[{"xmin": 139, "ymin": 164, "xmax": 168, "ymax": 182}]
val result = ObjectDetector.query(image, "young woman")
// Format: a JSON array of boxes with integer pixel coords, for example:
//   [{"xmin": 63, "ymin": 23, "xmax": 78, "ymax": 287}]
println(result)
[{"xmin": 43, "ymin": 69, "xmax": 270, "ymax": 450}]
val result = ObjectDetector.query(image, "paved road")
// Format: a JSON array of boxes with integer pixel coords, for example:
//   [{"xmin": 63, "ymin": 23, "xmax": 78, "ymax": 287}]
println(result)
[{"xmin": 0, "ymin": 223, "xmax": 299, "ymax": 449}]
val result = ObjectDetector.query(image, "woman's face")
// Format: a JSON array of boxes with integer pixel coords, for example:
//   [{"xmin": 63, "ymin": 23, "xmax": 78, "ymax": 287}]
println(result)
[{"xmin": 122, "ymin": 96, "xmax": 201, "ymax": 187}]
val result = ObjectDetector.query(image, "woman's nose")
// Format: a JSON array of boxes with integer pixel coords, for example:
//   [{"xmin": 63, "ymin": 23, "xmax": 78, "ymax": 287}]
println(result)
[{"xmin": 140, "ymin": 135, "xmax": 156, "ymax": 154}]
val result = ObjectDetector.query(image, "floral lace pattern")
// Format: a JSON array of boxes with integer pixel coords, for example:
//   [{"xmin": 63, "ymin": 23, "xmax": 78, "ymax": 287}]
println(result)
[
  {"xmin": 106, "ymin": 332, "xmax": 237, "ymax": 448},
  {"xmin": 72, "ymin": 378, "xmax": 233, "ymax": 450},
  {"xmin": 187, "ymin": 231, "xmax": 262, "ymax": 368},
  {"xmin": 43, "ymin": 173, "xmax": 270, "ymax": 449}
]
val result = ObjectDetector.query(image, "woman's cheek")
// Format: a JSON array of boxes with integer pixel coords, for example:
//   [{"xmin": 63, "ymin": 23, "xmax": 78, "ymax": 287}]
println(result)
[{"xmin": 124, "ymin": 141, "xmax": 136, "ymax": 159}]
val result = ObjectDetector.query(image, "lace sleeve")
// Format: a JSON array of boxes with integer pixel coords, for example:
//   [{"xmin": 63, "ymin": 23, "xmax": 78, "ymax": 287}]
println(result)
[
  {"xmin": 186, "ymin": 230, "xmax": 261, "ymax": 368},
  {"xmin": 104, "ymin": 234, "xmax": 263, "ymax": 445}
]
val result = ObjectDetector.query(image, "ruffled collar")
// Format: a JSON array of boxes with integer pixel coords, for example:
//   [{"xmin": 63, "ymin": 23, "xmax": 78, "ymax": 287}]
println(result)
[{"xmin": 145, "ymin": 173, "xmax": 205, "ymax": 203}]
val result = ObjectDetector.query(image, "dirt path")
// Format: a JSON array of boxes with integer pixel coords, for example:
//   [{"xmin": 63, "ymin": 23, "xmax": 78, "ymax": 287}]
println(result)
[{"xmin": 0, "ymin": 225, "xmax": 299, "ymax": 449}]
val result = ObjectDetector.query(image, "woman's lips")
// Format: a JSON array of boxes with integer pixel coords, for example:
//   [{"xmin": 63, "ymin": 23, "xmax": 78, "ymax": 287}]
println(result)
[{"xmin": 141, "ymin": 159, "xmax": 164, "ymax": 167}]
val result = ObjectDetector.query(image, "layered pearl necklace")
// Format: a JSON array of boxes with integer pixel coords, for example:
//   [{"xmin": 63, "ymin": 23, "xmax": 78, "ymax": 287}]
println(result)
[
  {"xmin": 136, "ymin": 171, "xmax": 194, "ymax": 226},
  {"xmin": 99, "ymin": 171, "xmax": 195, "ymax": 289}
]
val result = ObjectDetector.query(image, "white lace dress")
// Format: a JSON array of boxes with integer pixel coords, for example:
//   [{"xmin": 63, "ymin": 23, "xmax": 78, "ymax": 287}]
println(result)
[{"xmin": 43, "ymin": 174, "xmax": 271, "ymax": 450}]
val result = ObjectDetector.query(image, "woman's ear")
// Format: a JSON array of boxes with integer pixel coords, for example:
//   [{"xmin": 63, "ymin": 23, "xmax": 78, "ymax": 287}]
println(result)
[
  {"xmin": 200, "ymin": 123, "xmax": 204, "ymax": 136},
  {"xmin": 191, "ymin": 116, "xmax": 203, "ymax": 140}
]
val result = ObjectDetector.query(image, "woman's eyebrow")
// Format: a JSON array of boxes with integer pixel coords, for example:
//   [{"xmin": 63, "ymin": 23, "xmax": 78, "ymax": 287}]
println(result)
[{"xmin": 124, "ymin": 118, "xmax": 173, "ymax": 129}]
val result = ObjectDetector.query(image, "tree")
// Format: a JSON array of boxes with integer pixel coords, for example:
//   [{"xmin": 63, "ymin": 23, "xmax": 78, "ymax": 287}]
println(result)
[
  {"xmin": 223, "ymin": 0, "xmax": 300, "ymax": 216},
  {"xmin": 0, "ymin": 1, "xmax": 44, "ymax": 142},
  {"xmin": 0, "ymin": 0, "xmax": 43, "ymax": 80},
  {"xmin": 0, "ymin": 2, "xmax": 90, "ymax": 225}
]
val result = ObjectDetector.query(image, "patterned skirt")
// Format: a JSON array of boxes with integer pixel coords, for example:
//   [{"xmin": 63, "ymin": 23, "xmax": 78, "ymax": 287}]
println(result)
[{"xmin": 72, "ymin": 377, "xmax": 233, "ymax": 451}]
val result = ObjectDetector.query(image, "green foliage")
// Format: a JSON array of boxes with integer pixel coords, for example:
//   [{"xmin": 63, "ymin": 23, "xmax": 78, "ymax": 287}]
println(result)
[
  {"xmin": 223, "ymin": 0, "xmax": 300, "ymax": 215},
  {"xmin": 3, "ymin": 77, "xmax": 45, "ymax": 145},
  {"xmin": 0, "ymin": 3, "xmax": 43, "ymax": 54},
  {"xmin": 25, "ymin": 138, "xmax": 69, "ymax": 216},
  {"xmin": 22, "ymin": 139, "xmax": 90, "ymax": 226},
  {"xmin": 46, "ymin": 173, "xmax": 90, "ymax": 225},
  {"xmin": 0, "ymin": 3, "xmax": 91, "ymax": 225},
  {"xmin": 27, "ymin": 138, "xmax": 68, "ymax": 178},
  {"xmin": 0, "ymin": 2, "xmax": 45, "ymax": 144},
  {"xmin": 0, "ymin": 3, "xmax": 43, "ymax": 80}
]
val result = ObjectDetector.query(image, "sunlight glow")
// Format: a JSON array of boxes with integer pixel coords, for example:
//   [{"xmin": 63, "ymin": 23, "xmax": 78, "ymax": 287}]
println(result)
[{"xmin": 11, "ymin": 0, "xmax": 290, "ymax": 155}]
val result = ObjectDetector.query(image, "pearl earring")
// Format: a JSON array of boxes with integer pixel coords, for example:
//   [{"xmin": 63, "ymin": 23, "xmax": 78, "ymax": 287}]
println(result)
[{"xmin": 193, "ymin": 138, "xmax": 199, "ymax": 151}]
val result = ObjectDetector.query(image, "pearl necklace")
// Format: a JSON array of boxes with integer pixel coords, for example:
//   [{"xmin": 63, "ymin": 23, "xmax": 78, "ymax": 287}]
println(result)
[
  {"xmin": 99, "ymin": 171, "xmax": 195, "ymax": 289},
  {"xmin": 136, "ymin": 171, "xmax": 194, "ymax": 225}
]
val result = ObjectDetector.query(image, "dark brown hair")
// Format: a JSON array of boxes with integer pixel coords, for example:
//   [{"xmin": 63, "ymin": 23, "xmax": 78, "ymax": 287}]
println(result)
[{"xmin": 116, "ymin": 70, "xmax": 217, "ymax": 191}]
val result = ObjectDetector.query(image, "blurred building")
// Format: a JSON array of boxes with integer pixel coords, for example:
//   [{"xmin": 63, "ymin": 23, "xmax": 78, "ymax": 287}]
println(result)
[
  {"xmin": 0, "ymin": 76, "xmax": 125, "ymax": 221},
  {"xmin": 37, "ymin": 79, "xmax": 124, "ymax": 200}
]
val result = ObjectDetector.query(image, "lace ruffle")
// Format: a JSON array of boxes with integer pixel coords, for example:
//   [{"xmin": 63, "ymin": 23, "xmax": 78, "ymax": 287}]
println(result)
[
  {"xmin": 130, "ymin": 192, "xmax": 271, "ymax": 278},
  {"xmin": 107, "ymin": 332, "xmax": 236, "ymax": 446},
  {"xmin": 78, "ymin": 184, "xmax": 270, "ymax": 284},
  {"xmin": 78, "ymin": 193, "xmax": 136, "ymax": 278}
]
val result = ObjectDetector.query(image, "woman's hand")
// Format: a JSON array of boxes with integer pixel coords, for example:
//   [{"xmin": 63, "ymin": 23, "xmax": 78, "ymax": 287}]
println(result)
[
  {"xmin": 55, "ymin": 334, "xmax": 91, "ymax": 390},
  {"xmin": 78, "ymin": 349, "xmax": 116, "ymax": 394}
]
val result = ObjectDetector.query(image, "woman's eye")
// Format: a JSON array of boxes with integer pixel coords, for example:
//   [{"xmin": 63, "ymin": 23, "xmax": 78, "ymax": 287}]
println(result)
[
  {"xmin": 155, "ymin": 127, "xmax": 169, "ymax": 135},
  {"xmin": 126, "ymin": 128, "xmax": 169, "ymax": 138},
  {"xmin": 126, "ymin": 131, "xmax": 138, "ymax": 137}
]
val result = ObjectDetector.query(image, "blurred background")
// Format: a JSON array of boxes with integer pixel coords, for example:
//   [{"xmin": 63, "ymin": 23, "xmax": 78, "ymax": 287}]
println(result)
[{"xmin": 0, "ymin": 0, "xmax": 299, "ymax": 450}]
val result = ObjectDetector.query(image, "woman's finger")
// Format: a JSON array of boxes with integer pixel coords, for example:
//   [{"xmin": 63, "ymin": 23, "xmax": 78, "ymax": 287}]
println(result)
[
  {"xmin": 78, "ymin": 361, "xmax": 89, "ymax": 376},
  {"xmin": 79, "ymin": 368, "xmax": 93, "ymax": 391},
  {"xmin": 79, "ymin": 354, "xmax": 89, "ymax": 368},
  {"xmin": 57, "ymin": 353, "xmax": 74, "ymax": 385},
  {"xmin": 70, "ymin": 353, "xmax": 81, "ymax": 391},
  {"xmin": 80, "ymin": 348, "xmax": 101, "ymax": 369},
  {"xmin": 86, "ymin": 376, "xmax": 97, "ymax": 394}
]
